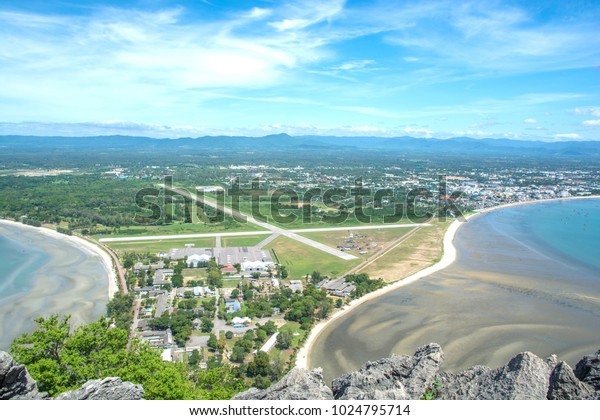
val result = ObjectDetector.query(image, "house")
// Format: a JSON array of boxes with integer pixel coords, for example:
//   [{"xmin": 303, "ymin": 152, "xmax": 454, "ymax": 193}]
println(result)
[
  {"xmin": 241, "ymin": 260, "xmax": 275, "ymax": 272},
  {"xmin": 231, "ymin": 316, "xmax": 252, "ymax": 327},
  {"xmin": 317, "ymin": 278, "xmax": 356, "ymax": 298},
  {"xmin": 169, "ymin": 247, "xmax": 214, "ymax": 261},
  {"xmin": 137, "ymin": 330, "xmax": 169, "ymax": 348},
  {"xmin": 288, "ymin": 280, "xmax": 303, "ymax": 293},
  {"xmin": 220, "ymin": 263, "xmax": 237, "ymax": 274},
  {"xmin": 153, "ymin": 268, "xmax": 174, "ymax": 286},
  {"xmin": 225, "ymin": 300, "xmax": 241, "ymax": 314},
  {"xmin": 271, "ymin": 278, "xmax": 280, "ymax": 288}
]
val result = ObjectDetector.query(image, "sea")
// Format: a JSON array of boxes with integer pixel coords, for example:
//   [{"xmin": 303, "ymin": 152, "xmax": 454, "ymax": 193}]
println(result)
[
  {"xmin": 0, "ymin": 222, "xmax": 110, "ymax": 350},
  {"xmin": 309, "ymin": 198, "xmax": 600, "ymax": 384}
]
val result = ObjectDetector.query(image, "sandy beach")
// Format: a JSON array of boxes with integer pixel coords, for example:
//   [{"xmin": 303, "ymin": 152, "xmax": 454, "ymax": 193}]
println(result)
[
  {"xmin": 0, "ymin": 219, "xmax": 119, "ymax": 349},
  {"xmin": 0, "ymin": 219, "xmax": 118, "ymax": 299},
  {"xmin": 296, "ymin": 196, "xmax": 600, "ymax": 370}
]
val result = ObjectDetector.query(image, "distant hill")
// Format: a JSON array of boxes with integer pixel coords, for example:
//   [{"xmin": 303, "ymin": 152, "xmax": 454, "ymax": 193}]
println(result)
[{"xmin": 1, "ymin": 133, "xmax": 599, "ymax": 158}]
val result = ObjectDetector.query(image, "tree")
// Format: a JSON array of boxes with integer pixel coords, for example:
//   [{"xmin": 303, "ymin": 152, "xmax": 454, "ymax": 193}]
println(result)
[
  {"xmin": 171, "ymin": 273, "xmax": 184, "ymax": 288},
  {"xmin": 230, "ymin": 343, "xmax": 246, "ymax": 363},
  {"xmin": 188, "ymin": 349, "xmax": 202, "ymax": 367},
  {"xmin": 251, "ymin": 272, "xmax": 261, "ymax": 280},
  {"xmin": 201, "ymin": 317, "xmax": 214, "ymax": 333},
  {"xmin": 207, "ymin": 269, "xmax": 223, "ymax": 288},
  {"xmin": 311, "ymin": 271, "xmax": 322, "ymax": 285},
  {"xmin": 225, "ymin": 331, "xmax": 234, "ymax": 340},
  {"xmin": 263, "ymin": 321, "xmax": 277, "ymax": 335},
  {"xmin": 335, "ymin": 298, "xmax": 343, "ymax": 308},
  {"xmin": 276, "ymin": 329, "xmax": 293, "ymax": 350},
  {"xmin": 207, "ymin": 333, "xmax": 218, "ymax": 351},
  {"xmin": 230, "ymin": 288, "xmax": 240, "ymax": 299},
  {"xmin": 317, "ymin": 298, "xmax": 334, "ymax": 320},
  {"xmin": 246, "ymin": 351, "xmax": 271, "ymax": 378},
  {"xmin": 278, "ymin": 265, "xmax": 288, "ymax": 279}
]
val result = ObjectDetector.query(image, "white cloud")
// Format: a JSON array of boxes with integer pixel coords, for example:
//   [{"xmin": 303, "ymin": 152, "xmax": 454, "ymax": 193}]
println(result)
[
  {"xmin": 523, "ymin": 118, "xmax": 537, "ymax": 124},
  {"xmin": 573, "ymin": 107, "xmax": 600, "ymax": 117},
  {"xmin": 333, "ymin": 60, "xmax": 375, "ymax": 71},
  {"xmin": 269, "ymin": 0, "xmax": 345, "ymax": 31},
  {"xmin": 582, "ymin": 119, "xmax": 600, "ymax": 126},
  {"xmin": 403, "ymin": 126, "xmax": 434, "ymax": 137},
  {"xmin": 403, "ymin": 57, "xmax": 419, "ymax": 62},
  {"xmin": 553, "ymin": 133, "xmax": 582, "ymax": 140}
]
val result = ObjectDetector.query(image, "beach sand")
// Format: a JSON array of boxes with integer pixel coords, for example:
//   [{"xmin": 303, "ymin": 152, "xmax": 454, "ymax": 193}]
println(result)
[
  {"xmin": 298, "ymin": 197, "xmax": 600, "ymax": 380},
  {"xmin": 0, "ymin": 220, "xmax": 117, "ymax": 350}
]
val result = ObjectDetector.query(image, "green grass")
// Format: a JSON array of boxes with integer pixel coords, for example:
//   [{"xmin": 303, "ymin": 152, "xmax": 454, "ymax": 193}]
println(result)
[
  {"xmin": 95, "ymin": 219, "xmax": 265, "ymax": 238},
  {"xmin": 222, "ymin": 279, "xmax": 243, "ymax": 288},
  {"xmin": 107, "ymin": 237, "xmax": 216, "ymax": 254},
  {"xmin": 279, "ymin": 321, "xmax": 306, "ymax": 348},
  {"xmin": 220, "ymin": 234, "xmax": 270, "ymax": 247},
  {"xmin": 269, "ymin": 236, "xmax": 359, "ymax": 279}
]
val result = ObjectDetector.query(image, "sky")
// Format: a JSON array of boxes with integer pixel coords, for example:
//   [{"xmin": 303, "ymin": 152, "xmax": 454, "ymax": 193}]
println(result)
[{"xmin": 0, "ymin": 0, "xmax": 599, "ymax": 140}]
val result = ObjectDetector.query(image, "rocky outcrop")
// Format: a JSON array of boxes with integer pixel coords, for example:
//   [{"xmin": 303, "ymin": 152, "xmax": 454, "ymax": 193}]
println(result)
[
  {"xmin": 55, "ymin": 378, "xmax": 144, "ymax": 400},
  {"xmin": 332, "ymin": 343, "xmax": 443, "ymax": 400},
  {"xmin": 0, "ymin": 351, "xmax": 143, "ymax": 400},
  {"xmin": 574, "ymin": 349, "xmax": 600, "ymax": 390},
  {"xmin": 233, "ymin": 367, "xmax": 333, "ymax": 400},
  {"xmin": 0, "ymin": 351, "xmax": 42, "ymax": 400},
  {"xmin": 234, "ymin": 345, "xmax": 600, "ymax": 400}
]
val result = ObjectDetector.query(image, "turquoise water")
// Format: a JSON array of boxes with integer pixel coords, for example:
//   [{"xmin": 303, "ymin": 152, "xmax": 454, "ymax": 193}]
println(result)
[
  {"xmin": 0, "ymin": 222, "xmax": 110, "ymax": 350},
  {"xmin": 310, "ymin": 198, "xmax": 600, "ymax": 383}
]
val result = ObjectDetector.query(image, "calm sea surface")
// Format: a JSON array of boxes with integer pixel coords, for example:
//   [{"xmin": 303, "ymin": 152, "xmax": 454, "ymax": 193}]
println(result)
[
  {"xmin": 309, "ymin": 199, "xmax": 600, "ymax": 384},
  {"xmin": 0, "ymin": 222, "xmax": 110, "ymax": 350}
]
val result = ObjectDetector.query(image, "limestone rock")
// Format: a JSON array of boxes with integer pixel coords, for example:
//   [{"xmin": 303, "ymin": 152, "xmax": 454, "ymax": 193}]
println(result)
[
  {"xmin": 574, "ymin": 349, "xmax": 600, "ymax": 390},
  {"xmin": 437, "ymin": 352, "xmax": 558, "ymax": 400},
  {"xmin": 332, "ymin": 343, "xmax": 444, "ymax": 400},
  {"xmin": 233, "ymin": 368, "xmax": 333, "ymax": 400},
  {"xmin": 547, "ymin": 361, "xmax": 595, "ymax": 400},
  {"xmin": 0, "ymin": 351, "xmax": 42, "ymax": 400},
  {"xmin": 55, "ymin": 378, "xmax": 144, "ymax": 400}
]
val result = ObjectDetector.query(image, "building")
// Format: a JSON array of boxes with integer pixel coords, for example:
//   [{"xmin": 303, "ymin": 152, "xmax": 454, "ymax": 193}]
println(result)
[
  {"xmin": 317, "ymin": 278, "xmax": 356, "ymax": 298},
  {"xmin": 169, "ymin": 247, "xmax": 214, "ymax": 261},
  {"xmin": 288, "ymin": 280, "xmax": 303, "ymax": 293},
  {"xmin": 220, "ymin": 264, "xmax": 237, "ymax": 274},
  {"xmin": 225, "ymin": 300, "xmax": 241, "ymax": 314},
  {"xmin": 187, "ymin": 253, "xmax": 212, "ymax": 268},
  {"xmin": 231, "ymin": 316, "xmax": 252, "ymax": 327},
  {"xmin": 153, "ymin": 269, "xmax": 174, "ymax": 286}
]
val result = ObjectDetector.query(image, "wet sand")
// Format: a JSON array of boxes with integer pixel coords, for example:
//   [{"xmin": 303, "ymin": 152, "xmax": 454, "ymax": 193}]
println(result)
[
  {"xmin": 307, "ymin": 200, "xmax": 600, "ymax": 384},
  {"xmin": 0, "ymin": 221, "xmax": 116, "ymax": 350}
]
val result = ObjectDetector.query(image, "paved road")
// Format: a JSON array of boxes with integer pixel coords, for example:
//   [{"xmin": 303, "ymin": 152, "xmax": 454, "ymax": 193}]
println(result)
[{"xmin": 164, "ymin": 185, "xmax": 358, "ymax": 261}]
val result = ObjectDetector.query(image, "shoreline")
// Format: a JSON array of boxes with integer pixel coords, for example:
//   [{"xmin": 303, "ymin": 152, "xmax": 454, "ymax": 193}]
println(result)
[
  {"xmin": 295, "ymin": 195, "xmax": 599, "ymax": 369},
  {"xmin": 0, "ymin": 219, "xmax": 118, "ymax": 299}
]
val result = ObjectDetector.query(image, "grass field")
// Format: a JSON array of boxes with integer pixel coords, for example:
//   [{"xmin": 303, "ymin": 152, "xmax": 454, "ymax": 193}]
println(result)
[
  {"xmin": 356, "ymin": 219, "xmax": 452, "ymax": 282},
  {"xmin": 298, "ymin": 226, "xmax": 415, "ymax": 257},
  {"xmin": 268, "ymin": 236, "xmax": 359, "ymax": 279},
  {"xmin": 220, "ymin": 234, "xmax": 270, "ymax": 247},
  {"xmin": 95, "ymin": 219, "xmax": 265, "ymax": 238},
  {"xmin": 107, "ymin": 237, "xmax": 216, "ymax": 254}
]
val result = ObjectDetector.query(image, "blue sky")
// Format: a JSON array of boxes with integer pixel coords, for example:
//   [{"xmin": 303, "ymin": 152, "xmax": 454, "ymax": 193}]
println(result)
[{"xmin": 1, "ymin": 0, "xmax": 599, "ymax": 140}]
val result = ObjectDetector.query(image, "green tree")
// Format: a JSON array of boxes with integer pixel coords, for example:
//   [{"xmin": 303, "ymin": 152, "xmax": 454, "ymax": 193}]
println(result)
[
  {"xmin": 225, "ymin": 331, "xmax": 234, "ymax": 340},
  {"xmin": 311, "ymin": 271, "xmax": 322, "ymax": 285},
  {"xmin": 188, "ymin": 349, "xmax": 202, "ymax": 367},
  {"xmin": 201, "ymin": 317, "xmax": 214, "ymax": 333},
  {"xmin": 276, "ymin": 329, "xmax": 293, "ymax": 350},
  {"xmin": 207, "ymin": 333, "xmax": 218, "ymax": 350}
]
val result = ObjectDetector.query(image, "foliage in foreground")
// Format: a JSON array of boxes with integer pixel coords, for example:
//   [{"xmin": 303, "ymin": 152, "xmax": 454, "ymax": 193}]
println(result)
[{"xmin": 9, "ymin": 315, "xmax": 244, "ymax": 399}]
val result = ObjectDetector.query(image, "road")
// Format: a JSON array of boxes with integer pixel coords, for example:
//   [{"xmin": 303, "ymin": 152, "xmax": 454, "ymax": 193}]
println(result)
[
  {"xmin": 127, "ymin": 298, "xmax": 142, "ymax": 350},
  {"xmin": 163, "ymin": 185, "xmax": 358, "ymax": 260},
  {"xmin": 101, "ymin": 185, "xmax": 431, "ymax": 263}
]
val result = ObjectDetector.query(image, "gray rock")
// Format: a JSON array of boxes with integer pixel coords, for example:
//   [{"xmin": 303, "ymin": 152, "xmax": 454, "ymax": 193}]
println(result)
[
  {"xmin": 547, "ymin": 361, "xmax": 594, "ymax": 400},
  {"xmin": 233, "ymin": 368, "xmax": 333, "ymax": 400},
  {"xmin": 0, "ymin": 351, "xmax": 42, "ymax": 400},
  {"xmin": 574, "ymin": 349, "xmax": 600, "ymax": 390},
  {"xmin": 437, "ymin": 352, "xmax": 558, "ymax": 400},
  {"xmin": 332, "ymin": 343, "xmax": 444, "ymax": 400},
  {"xmin": 55, "ymin": 378, "xmax": 144, "ymax": 400}
]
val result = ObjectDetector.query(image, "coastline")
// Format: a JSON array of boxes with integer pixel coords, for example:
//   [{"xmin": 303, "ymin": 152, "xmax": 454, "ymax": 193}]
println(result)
[
  {"xmin": 0, "ymin": 219, "xmax": 118, "ymax": 299},
  {"xmin": 295, "ymin": 195, "xmax": 599, "ymax": 369}
]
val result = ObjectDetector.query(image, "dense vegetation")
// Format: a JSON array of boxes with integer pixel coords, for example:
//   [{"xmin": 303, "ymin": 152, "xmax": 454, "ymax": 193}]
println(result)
[{"xmin": 9, "ymin": 315, "xmax": 243, "ymax": 399}]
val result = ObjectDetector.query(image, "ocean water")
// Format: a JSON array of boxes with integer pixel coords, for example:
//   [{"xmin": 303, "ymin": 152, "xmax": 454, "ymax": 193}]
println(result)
[
  {"xmin": 309, "ymin": 199, "xmax": 600, "ymax": 384},
  {"xmin": 0, "ymin": 222, "xmax": 110, "ymax": 350}
]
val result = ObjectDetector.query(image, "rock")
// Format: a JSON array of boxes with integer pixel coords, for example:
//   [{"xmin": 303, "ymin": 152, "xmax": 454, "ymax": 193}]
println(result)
[
  {"xmin": 547, "ymin": 361, "xmax": 595, "ymax": 400},
  {"xmin": 233, "ymin": 368, "xmax": 333, "ymax": 400},
  {"xmin": 0, "ymin": 351, "xmax": 43, "ymax": 400},
  {"xmin": 55, "ymin": 378, "xmax": 144, "ymax": 400},
  {"xmin": 332, "ymin": 343, "xmax": 444, "ymax": 400},
  {"xmin": 437, "ymin": 352, "xmax": 558, "ymax": 400},
  {"xmin": 574, "ymin": 349, "xmax": 600, "ymax": 390}
]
